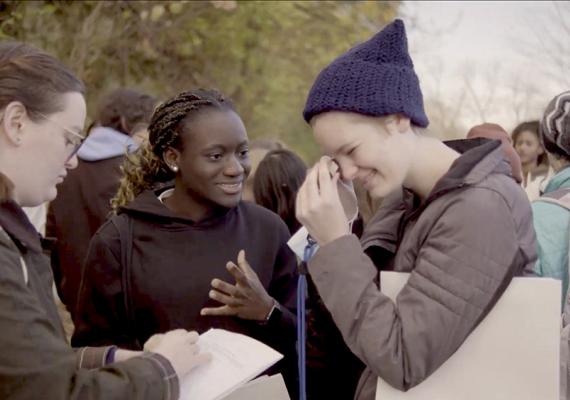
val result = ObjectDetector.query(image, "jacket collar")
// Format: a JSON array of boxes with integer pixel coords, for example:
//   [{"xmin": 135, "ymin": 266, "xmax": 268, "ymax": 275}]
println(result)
[
  {"xmin": 0, "ymin": 200, "xmax": 42, "ymax": 253},
  {"xmin": 400, "ymin": 138, "xmax": 504, "ymax": 212},
  {"xmin": 435, "ymin": 138, "xmax": 505, "ymax": 190},
  {"xmin": 119, "ymin": 185, "xmax": 234, "ymax": 228},
  {"xmin": 544, "ymin": 164, "xmax": 570, "ymax": 194}
]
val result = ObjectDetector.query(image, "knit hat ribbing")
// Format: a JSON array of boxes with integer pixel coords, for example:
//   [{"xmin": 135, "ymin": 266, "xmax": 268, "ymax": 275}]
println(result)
[
  {"xmin": 303, "ymin": 19, "xmax": 428, "ymax": 127},
  {"xmin": 540, "ymin": 90, "xmax": 570, "ymax": 157}
]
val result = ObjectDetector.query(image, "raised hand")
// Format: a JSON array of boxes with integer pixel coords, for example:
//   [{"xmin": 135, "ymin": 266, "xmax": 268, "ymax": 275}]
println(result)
[
  {"xmin": 200, "ymin": 250, "xmax": 275, "ymax": 321},
  {"xmin": 296, "ymin": 156, "xmax": 350, "ymax": 246}
]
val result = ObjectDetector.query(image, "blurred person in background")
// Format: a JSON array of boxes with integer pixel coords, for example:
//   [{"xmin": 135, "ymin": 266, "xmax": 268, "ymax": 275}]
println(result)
[
  {"xmin": 46, "ymin": 87, "xmax": 157, "ymax": 318},
  {"xmin": 242, "ymin": 138, "xmax": 283, "ymax": 202},
  {"xmin": 467, "ymin": 122, "xmax": 523, "ymax": 184},
  {"xmin": 253, "ymin": 147, "xmax": 366, "ymax": 399},
  {"xmin": 512, "ymin": 120, "xmax": 552, "ymax": 200},
  {"xmin": 253, "ymin": 148, "xmax": 307, "ymax": 234}
]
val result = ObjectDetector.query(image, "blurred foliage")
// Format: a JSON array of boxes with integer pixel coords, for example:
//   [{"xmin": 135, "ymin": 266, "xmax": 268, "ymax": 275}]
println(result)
[{"xmin": 0, "ymin": 0, "xmax": 398, "ymax": 162}]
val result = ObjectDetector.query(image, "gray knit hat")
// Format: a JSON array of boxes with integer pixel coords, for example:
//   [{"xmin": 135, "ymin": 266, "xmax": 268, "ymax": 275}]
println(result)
[{"xmin": 540, "ymin": 90, "xmax": 570, "ymax": 157}]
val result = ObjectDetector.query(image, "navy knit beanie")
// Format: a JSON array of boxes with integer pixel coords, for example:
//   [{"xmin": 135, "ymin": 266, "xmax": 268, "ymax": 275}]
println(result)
[{"xmin": 303, "ymin": 19, "xmax": 429, "ymax": 127}]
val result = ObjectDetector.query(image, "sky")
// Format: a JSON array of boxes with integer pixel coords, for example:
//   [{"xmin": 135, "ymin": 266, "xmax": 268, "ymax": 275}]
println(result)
[{"xmin": 399, "ymin": 1, "xmax": 569, "ymax": 136}]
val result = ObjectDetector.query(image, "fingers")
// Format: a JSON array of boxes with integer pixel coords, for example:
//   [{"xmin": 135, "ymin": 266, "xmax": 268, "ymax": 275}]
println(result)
[
  {"xmin": 191, "ymin": 351, "xmax": 213, "ymax": 369},
  {"xmin": 296, "ymin": 163, "xmax": 319, "ymax": 222},
  {"xmin": 200, "ymin": 305, "xmax": 237, "ymax": 316},
  {"xmin": 188, "ymin": 343, "xmax": 200, "ymax": 355},
  {"xmin": 187, "ymin": 331, "xmax": 199, "ymax": 344},
  {"xmin": 143, "ymin": 333, "xmax": 165, "ymax": 352},
  {"xmin": 211, "ymin": 278, "xmax": 238, "ymax": 297},
  {"xmin": 237, "ymin": 250, "xmax": 260, "ymax": 281},
  {"xmin": 166, "ymin": 329, "xmax": 188, "ymax": 338},
  {"xmin": 226, "ymin": 261, "xmax": 248, "ymax": 285},
  {"xmin": 236, "ymin": 249, "xmax": 252, "ymax": 274},
  {"xmin": 318, "ymin": 157, "xmax": 334, "ymax": 195},
  {"xmin": 208, "ymin": 288, "xmax": 242, "ymax": 306}
]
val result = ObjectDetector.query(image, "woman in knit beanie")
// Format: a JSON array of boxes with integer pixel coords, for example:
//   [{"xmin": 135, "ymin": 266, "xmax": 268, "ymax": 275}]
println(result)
[{"xmin": 296, "ymin": 19, "xmax": 536, "ymax": 399}]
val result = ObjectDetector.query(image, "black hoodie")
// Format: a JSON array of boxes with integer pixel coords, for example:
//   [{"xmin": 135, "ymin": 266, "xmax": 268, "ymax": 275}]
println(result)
[{"xmin": 72, "ymin": 187, "xmax": 298, "ymax": 391}]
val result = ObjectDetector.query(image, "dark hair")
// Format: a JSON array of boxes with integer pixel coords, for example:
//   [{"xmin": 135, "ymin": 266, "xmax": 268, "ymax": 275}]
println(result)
[
  {"xmin": 253, "ymin": 149, "xmax": 307, "ymax": 234},
  {"xmin": 539, "ymin": 123, "xmax": 570, "ymax": 162},
  {"xmin": 112, "ymin": 89, "xmax": 235, "ymax": 209},
  {"xmin": 512, "ymin": 120, "xmax": 548, "ymax": 166},
  {"xmin": 95, "ymin": 88, "xmax": 157, "ymax": 136},
  {"xmin": 0, "ymin": 41, "xmax": 84, "ymax": 200},
  {"xmin": 249, "ymin": 138, "xmax": 284, "ymax": 151}
]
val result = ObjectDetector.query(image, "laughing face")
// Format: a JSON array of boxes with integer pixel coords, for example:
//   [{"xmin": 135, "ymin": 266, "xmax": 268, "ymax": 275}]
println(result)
[
  {"xmin": 311, "ymin": 111, "xmax": 411, "ymax": 199},
  {"xmin": 171, "ymin": 108, "xmax": 251, "ymax": 214}
]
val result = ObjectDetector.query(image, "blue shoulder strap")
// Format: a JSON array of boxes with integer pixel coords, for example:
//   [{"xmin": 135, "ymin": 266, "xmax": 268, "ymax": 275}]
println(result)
[{"xmin": 297, "ymin": 236, "xmax": 317, "ymax": 400}]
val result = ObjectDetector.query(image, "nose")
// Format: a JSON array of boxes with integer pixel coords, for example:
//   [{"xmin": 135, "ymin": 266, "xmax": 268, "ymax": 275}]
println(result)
[
  {"xmin": 65, "ymin": 154, "xmax": 79, "ymax": 170},
  {"xmin": 224, "ymin": 155, "xmax": 245, "ymax": 177},
  {"xmin": 337, "ymin": 158, "xmax": 358, "ymax": 181}
]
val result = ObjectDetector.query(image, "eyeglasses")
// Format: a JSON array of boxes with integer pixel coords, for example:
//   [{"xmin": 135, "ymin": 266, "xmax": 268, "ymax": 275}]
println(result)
[{"xmin": 35, "ymin": 112, "xmax": 86, "ymax": 162}]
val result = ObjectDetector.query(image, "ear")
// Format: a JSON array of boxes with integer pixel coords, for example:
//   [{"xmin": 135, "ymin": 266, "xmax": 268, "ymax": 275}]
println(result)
[
  {"xmin": 1, "ymin": 101, "xmax": 28, "ymax": 146},
  {"xmin": 385, "ymin": 114, "xmax": 411, "ymax": 135},
  {"xmin": 119, "ymin": 116, "xmax": 130, "ymax": 135},
  {"xmin": 163, "ymin": 147, "xmax": 181, "ymax": 171}
]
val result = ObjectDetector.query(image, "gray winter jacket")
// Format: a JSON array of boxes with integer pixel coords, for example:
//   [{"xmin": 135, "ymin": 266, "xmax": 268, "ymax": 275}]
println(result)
[
  {"xmin": 307, "ymin": 139, "xmax": 537, "ymax": 400},
  {"xmin": 0, "ymin": 200, "xmax": 180, "ymax": 400}
]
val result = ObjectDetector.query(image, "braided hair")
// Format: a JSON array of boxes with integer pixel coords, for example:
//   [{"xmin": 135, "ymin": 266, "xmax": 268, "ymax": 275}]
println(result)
[{"xmin": 112, "ymin": 89, "xmax": 234, "ymax": 210}]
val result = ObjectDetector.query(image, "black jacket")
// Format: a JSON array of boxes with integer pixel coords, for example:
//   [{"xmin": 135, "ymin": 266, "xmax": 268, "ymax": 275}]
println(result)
[{"xmin": 73, "ymin": 187, "xmax": 299, "ymax": 393}]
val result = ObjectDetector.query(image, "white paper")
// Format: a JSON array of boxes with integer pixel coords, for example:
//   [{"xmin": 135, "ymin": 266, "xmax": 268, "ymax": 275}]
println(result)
[
  {"xmin": 376, "ymin": 272, "xmax": 561, "ymax": 400},
  {"xmin": 287, "ymin": 226, "xmax": 317, "ymax": 260},
  {"xmin": 180, "ymin": 329, "xmax": 283, "ymax": 400},
  {"xmin": 221, "ymin": 373, "xmax": 291, "ymax": 400}
]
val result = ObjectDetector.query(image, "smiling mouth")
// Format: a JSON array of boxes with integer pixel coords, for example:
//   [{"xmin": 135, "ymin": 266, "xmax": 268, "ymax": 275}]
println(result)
[
  {"xmin": 217, "ymin": 182, "xmax": 243, "ymax": 195},
  {"xmin": 360, "ymin": 171, "xmax": 376, "ymax": 187}
]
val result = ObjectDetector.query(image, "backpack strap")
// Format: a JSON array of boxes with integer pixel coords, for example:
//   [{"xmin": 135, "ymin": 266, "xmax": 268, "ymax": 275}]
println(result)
[
  {"xmin": 110, "ymin": 214, "xmax": 141, "ymax": 349},
  {"xmin": 535, "ymin": 188, "xmax": 570, "ymax": 211}
]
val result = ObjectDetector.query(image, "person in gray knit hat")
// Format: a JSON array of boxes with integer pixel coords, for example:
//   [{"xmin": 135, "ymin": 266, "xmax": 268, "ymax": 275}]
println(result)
[
  {"xmin": 532, "ymin": 90, "xmax": 570, "ymax": 305},
  {"xmin": 532, "ymin": 90, "xmax": 570, "ymax": 399},
  {"xmin": 296, "ymin": 19, "xmax": 536, "ymax": 399}
]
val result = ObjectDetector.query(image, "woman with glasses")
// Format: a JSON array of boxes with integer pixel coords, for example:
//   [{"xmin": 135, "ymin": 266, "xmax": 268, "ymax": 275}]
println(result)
[{"xmin": 0, "ymin": 42, "xmax": 210, "ymax": 400}]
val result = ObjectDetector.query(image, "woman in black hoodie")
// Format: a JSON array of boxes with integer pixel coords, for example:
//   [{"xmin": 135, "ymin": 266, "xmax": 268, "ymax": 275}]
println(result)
[{"xmin": 73, "ymin": 89, "xmax": 298, "ymax": 396}]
